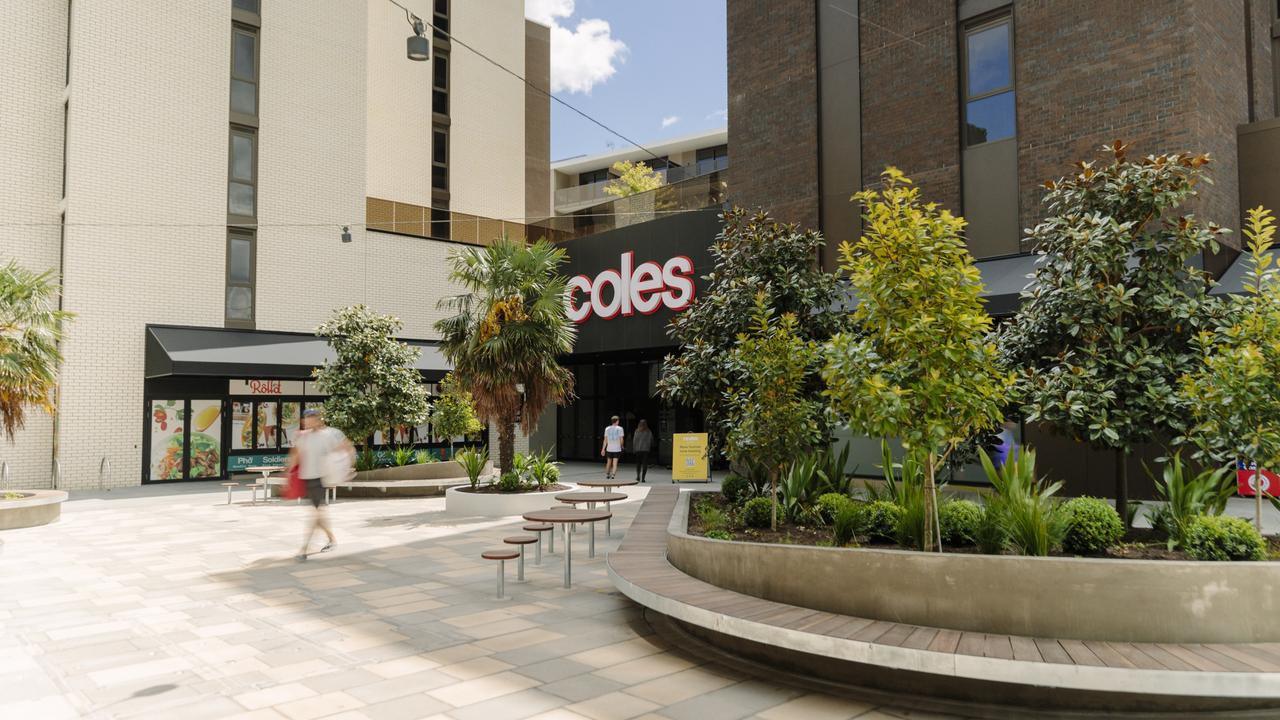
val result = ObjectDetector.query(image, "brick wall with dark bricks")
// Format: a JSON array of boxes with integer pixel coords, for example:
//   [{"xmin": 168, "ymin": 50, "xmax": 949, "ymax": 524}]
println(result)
[{"xmin": 726, "ymin": 0, "xmax": 820, "ymax": 230}]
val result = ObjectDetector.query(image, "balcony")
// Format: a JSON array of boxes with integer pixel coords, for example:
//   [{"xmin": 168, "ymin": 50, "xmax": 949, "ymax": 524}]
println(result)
[
  {"xmin": 552, "ymin": 157, "xmax": 730, "ymax": 215},
  {"xmin": 532, "ymin": 168, "xmax": 727, "ymax": 243}
]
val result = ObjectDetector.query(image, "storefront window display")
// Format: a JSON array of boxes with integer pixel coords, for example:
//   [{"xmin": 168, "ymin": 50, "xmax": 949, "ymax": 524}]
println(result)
[{"xmin": 147, "ymin": 399, "xmax": 222, "ymax": 481}]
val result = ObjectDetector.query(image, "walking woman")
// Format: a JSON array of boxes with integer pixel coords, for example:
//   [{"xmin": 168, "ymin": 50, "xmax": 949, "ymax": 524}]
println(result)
[
  {"xmin": 289, "ymin": 409, "xmax": 354, "ymax": 562},
  {"xmin": 633, "ymin": 419, "xmax": 654, "ymax": 483}
]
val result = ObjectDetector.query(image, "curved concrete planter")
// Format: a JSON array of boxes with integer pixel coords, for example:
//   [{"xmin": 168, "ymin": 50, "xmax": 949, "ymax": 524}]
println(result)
[
  {"xmin": 667, "ymin": 491, "xmax": 1280, "ymax": 644},
  {"xmin": 0, "ymin": 490, "xmax": 67, "ymax": 530},
  {"xmin": 445, "ymin": 483, "xmax": 577, "ymax": 517},
  {"xmin": 352, "ymin": 460, "xmax": 489, "ymax": 483}
]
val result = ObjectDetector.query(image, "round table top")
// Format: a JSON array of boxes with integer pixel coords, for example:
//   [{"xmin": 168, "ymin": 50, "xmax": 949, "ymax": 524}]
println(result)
[
  {"xmin": 576, "ymin": 478, "xmax": 639, "ymax": 488},
  {"xmin": 555, "ymin": 492, "xmax": 627, "ymax": 504},
  {"xmin": 245, "ymin": 465, "xmax": 285, "ymax": 473},
  {"xmin": 522, "ymin": 507, "xmax": 612, "ymax": 523}
]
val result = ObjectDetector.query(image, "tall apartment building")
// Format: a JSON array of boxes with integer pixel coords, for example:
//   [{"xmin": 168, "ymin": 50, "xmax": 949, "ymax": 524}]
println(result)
[
  {"xmin": 728, "ymin": 0, "xmax": 1280, "ymax": 495},
  {"xmin": 2, "ymin": 1, "xmax": 550, "ymax": 489}
]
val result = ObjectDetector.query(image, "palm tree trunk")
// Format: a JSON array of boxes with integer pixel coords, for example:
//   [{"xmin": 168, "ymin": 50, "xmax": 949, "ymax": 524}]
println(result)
[{"xmin": 498, "ymin": 420, "xmax": 516, "ymax": 475}]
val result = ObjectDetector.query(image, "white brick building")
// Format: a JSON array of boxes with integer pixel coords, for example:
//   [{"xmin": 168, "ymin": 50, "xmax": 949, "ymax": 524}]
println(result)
[{"xmin": 0, "ymin": 1, "xmax": 550, "ymax": 489}]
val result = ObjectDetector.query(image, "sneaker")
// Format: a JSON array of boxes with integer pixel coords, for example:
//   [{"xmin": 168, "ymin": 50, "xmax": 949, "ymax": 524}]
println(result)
[{"xmin": 320, "ymin": 543, "xmax": 335, "ymax": 553}]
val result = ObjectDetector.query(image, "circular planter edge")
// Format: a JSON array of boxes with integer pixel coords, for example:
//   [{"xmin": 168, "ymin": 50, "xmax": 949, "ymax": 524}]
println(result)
[
  {"xmin": 445, "ymin": 482, "xmax": 579, "ymax": 517},
  {"xmin": 0, "ymin": 490, "xmax": 68, "ymax": 531}
]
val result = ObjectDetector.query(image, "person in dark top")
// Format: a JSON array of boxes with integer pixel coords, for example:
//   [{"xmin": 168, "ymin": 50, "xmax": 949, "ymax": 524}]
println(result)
[{"xmin": 633, "ymin": 419, "xmax": 654, "ymax": 483}]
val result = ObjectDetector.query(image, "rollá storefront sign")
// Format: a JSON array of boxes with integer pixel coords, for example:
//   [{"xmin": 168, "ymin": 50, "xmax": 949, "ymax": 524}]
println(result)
[{"xmin": 566, "ymin": 252, "xmax": 695, "ymax": 323}]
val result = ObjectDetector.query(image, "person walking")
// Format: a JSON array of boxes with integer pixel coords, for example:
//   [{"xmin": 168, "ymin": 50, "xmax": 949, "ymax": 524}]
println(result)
[
  {"xmin": 601, "ymin": 415, "xmax": 624, "ymax": 479},
  {"xmin": 633, "ymin": 419, "xmax": 654, "ymax": 483},
  {"xmin": 288, "ymin": 408, "xmax": 354, "ymax": 562}
]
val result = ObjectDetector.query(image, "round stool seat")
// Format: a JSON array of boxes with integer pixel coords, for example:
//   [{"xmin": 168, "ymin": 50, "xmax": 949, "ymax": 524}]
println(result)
[
  {"xmin": 221, "ymin": 482, "xmax": 238, "ymax": 486},
  {"xmin": 503, "ymin": 535, "xmax": 538, "ymax": 545},
  {"xmin": 482, "ymin": 549, "xmax": 519, "ymax": 560},
  {"xmin": 523, "ymin": 523, "xmax": 553, "ymax": 532}
]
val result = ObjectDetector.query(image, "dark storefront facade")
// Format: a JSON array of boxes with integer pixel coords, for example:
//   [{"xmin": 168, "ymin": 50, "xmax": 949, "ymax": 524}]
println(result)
[
  {"xmin": 554, "ymin": 208, "xmax": 721, "ymax": 464},
  {"xmin": 141, "ymin": 326, "xmax": 451, "ymax": 483}
]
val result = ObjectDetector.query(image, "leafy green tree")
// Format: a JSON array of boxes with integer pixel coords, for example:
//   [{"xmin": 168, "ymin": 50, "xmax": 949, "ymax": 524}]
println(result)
[
  {"xmin": 999, "ymin": 143, "xmax": 1227, "ymax": 525},
  {"xmin": 724, "ymin": 294, "xmax": 825, "ymax": 529},
  {"xmin": 432, "ymin": 372, "xmax": 483, "ymax": 457},
  {"xmin": 1180, "ymin": 207, "xmax": 1280, "ymax": 531},
  {"xmin": 603, "ymin": 160, "xmax": 664, "ymax": 198},
  {"xmin": 314, "ymin": 305, "xmax": 431, "ymax": 448},
  {"xmin": 0, "ymin": 262, "xmax": 73, "ymax": 441},
  {"xmin": 435, "ymin": 238, "xmax": 576, "ymax": 474},
  {"xmin": 824, "ymin": 168, "xmax": 1011, "ymax": 552},
  {"xmin": 658, "ymin": 207, "xmax": 844, "ymax": 458}
]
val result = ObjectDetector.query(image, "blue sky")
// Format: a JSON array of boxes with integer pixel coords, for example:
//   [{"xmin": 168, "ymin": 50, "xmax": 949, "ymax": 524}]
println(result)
[{"xmin": 525, "ymin": 0, "xmax": 727, "ymax": 162}]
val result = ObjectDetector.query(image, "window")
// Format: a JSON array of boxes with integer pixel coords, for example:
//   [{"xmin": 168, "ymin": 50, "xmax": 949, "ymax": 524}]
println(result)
[
  {"xmin": 433, "ymin": 54, "xmax": 448, "ymax": 115},
  {"xmin": 233, "ymin": 0, "xmax": 259, "ymax": 12},
  {"xmin": 432, "ymin": 129, "xmax": 448, "ymax": 190},
  {"xmin": 231, "ymin": 25, "xmax": 258, "ymax": 119},
  {"xmin": 431, "ymin": 207, "xmax": 450, "ymax": 240},
  {"xmin": 962, "ymin": 16, "xmax": 1014, "ymax": 146},
  {"xmin": 579, "ymin": 168, "xmax": 609, "ymax": 185},
  {"xmin": 226, "ymin": 231, "xmax": 254, "ymax": 325},
  {"xmin": 695, "ymin": 145, "xmax": 728, "ymax": 175},
  {"xmin": 228, "ymin": 128, "xmax": 256, "ymax": 217},
  {"xmin": 433, "ymin": 0, "xmax": 449, "ymax": 40}
]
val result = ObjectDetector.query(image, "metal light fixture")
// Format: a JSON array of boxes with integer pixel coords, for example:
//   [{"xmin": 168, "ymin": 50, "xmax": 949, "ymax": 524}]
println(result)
[
  {"xmin": 341, "ymin": 225, "xmax": 352, "ymax": 243},
  {"xmin": 406, "ymin": 13, "xmax": 431, "ymax": 62}
]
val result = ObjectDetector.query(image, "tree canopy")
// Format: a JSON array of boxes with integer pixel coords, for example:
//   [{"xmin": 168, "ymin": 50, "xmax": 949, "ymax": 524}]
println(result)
[
  {"xmin": 0, "ymin": 262, "xmax": 72, "ymax": 441},
  {"xmin": 603, "ymin": 160, "xmax": 664, "ymax": 198}
]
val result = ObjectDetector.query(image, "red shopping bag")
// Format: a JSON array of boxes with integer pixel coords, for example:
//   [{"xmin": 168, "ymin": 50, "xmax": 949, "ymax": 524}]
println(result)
[{"xmin": 283, "ymin": 465, "xmax": 305, "ymax": 500}]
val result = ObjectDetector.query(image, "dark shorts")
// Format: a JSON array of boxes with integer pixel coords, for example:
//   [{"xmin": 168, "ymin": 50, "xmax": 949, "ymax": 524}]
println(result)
[
  {"xmin": 605, "ymin": 451, "xmax": 621, "ymax": 460},
  {"xmin": 304, "ymin": 478, "xmax": 325, "ymax": 508}
]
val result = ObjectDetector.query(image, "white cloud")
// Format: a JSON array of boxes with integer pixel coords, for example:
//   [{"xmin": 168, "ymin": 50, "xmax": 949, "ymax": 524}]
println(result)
[
  {"xmin": 526, "ymin": 0, "xmax": 627, "ymax": 95},
  {"xmin": 707, "ymin": 108, "xmax": 728, "ymax": 123},
  {"xmin": 661, "ymin": 115, "xmax": 680, "ymax": 128}
]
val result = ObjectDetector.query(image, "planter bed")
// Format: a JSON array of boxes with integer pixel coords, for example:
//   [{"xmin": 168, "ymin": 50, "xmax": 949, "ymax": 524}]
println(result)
[
  {"xmin": 444, "ymin": 482, "xmax": 579, "ymax": 517},
  {"xmin": 0, "ymin": 490, "xmax": 68, "ymax": 530},
  {"xmin": 672, "ymin": 490, "xmax": 1280, "ymax": 644}
]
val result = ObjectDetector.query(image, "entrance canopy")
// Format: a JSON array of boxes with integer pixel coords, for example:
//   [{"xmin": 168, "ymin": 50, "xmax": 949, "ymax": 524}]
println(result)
[{"xmin": 145, "ymin": 325, "xmax": 449, "ymax": 380}]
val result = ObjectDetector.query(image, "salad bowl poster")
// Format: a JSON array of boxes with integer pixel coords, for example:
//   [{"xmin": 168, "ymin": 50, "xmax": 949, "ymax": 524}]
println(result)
[{"xmin": 150, "ymin": 399, "xmax": 223, "ymax": 480}]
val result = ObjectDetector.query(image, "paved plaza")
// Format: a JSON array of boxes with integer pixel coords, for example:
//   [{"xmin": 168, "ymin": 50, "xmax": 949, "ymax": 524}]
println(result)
[{"xmin": 0, "ymin": 464, "xmax": 959, "ymax": 720}]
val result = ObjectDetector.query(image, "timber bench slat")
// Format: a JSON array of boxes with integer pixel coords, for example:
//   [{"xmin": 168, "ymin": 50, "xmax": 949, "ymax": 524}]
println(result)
[{"xmin": 608, "ymin": 484, "xmax": 1280, "ymax": 682}]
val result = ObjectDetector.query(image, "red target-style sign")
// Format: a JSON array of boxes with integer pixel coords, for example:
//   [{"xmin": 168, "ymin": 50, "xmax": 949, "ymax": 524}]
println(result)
[{"xmin": 1236, "ymin": 462, "xmax": 1280, "ymax": 497}]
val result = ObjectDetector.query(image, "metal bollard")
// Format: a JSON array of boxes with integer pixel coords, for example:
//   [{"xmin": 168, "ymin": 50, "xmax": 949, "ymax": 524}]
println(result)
[
  {"xmin": 99, "ymin": 457, "xmax": 112, "ymax": 491},
  {"xmin": 51, "ymin": 459, "xmax": 62, "ymax": 490},
  {"xmin": 1, "ymin": 461, "xmax": 9, "ymax": 492}
]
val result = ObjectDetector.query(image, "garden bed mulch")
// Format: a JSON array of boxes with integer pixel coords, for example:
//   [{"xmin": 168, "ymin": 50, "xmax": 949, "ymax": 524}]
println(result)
[
  {"xmin": 457, "ymin": 483, "xmax": 572, "ymax": 495},
  {"xmin": 687, "ymin": 492, "xmax": 1280, "ymax": 560}
]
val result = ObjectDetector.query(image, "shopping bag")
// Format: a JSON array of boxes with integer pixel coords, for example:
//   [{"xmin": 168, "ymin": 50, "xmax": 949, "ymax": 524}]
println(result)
[{"xmin": 283, "ymin": 465, "xmax": 305, "ymax": 500}]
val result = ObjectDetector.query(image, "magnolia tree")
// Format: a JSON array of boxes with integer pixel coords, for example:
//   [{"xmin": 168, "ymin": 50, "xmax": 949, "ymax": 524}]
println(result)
[
  {"xmin": 824, "ymin": 168, "xmax": 1011, "ymax": 552},
  {"xmin": 1181, "ymin": 207, "xmax": 1280, "ymax": 531},
  {"xmin": 724, "ymin": 294, "xmax": 825, "ymax": 529},
  {"xmin": 658, "ymin": 207, "xmax": 844, "ymax": 464},
  {"xmin": 999, "ymin": 143, "xmax": 1226, "ymax": 524},
  {"xmin": 603, "ymin": 160, "xmax": 664, "ymax": 198},
  {"xmin": 314, "ymin": 305, "xmax": 431, "ymax": 448},
  {"xmin": 435, "ymin": 238, "xmax": 576, "ymax": 474},
  {"xmin": 0, "ymin": 262, "xmax": 72, "ymax": 442},
  {"xmin": 431, "ymin": 372, "xmax": 483, "ymax": 457}
]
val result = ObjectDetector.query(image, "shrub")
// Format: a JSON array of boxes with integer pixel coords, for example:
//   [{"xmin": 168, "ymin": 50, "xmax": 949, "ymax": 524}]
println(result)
[
  {"xmin": 894, "ymin": 474, "xmax": 928, "ymax": 550},
  {"xmin": 1184, "ymin": 515, "xmax": 1267, "ymax": 561},
  {"xmin": 696, "ymin": 498, "xmax": 728, "ymax": 532},
  {"xmin": 940, "ymin": 500, "xmax": 982, "ymax": 546},
  {"xmin": 974, "ymin": 499, "xmax": 1007, "ymax": 554},
  {"xmin": 833, "ymin": 503, "xmax": 864, "ymax": 546},
  {"xmin": 455, "ymin": 447, "xmax": 489, "ymax": 490},
  {"xmin": 414, "ymin": 448, "xmax": 440, "ymax": 464},
  {"xmin": 721, "ymin": 474, "xmax": 750, "ymax": 505},
  {"xmin": 864, "ymin": 501, "xmax": 903, "ymax": 542},
  {"xmin": 355, "ymin": 448, "xmax": 378, "ymax": 472},
  {"xmin": 816, "ymin": 492, "xmax": 853, "ymax": 524},
  {"xmin": 705, "ymin": 529, "xmax": 733, "ymax": 541},
  {"xmin": 980, "ymin": 448, "xmax": 1067, "ymax": 556},
  {"xmin": 742, "ymin": 497, "xmax": 773, "ymax": 529},
  {"xmin": 526, "ymin": 450, "xmax": 560, "ymax": 490},
  {"xmin": 1145, "ymin": 454, "xmax": 1235, "ymax": 549},
  {"xmin": 1061, "ymin": 496, "xmax": 1123, "ymax": 555},
  {"xmin": 496, "ymin": 471, "xmax": 526, "ymax": 493}
]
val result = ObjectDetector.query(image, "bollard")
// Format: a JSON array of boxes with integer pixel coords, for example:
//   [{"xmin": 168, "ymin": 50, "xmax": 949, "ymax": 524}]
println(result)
[
  {"xmin": 51, "ymin": 459, "xmax": 62, "ymax": 490},
  {"xmin": 99, "ymin": 457, "xmax": 112, "ymax": 491},
  {"xmin": 0, "ymin": 461, "xmax": 9, "ymax": 492}
]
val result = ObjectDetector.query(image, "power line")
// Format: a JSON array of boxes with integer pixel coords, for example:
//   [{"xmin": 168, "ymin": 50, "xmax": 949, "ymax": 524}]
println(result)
[{"xmin": 384, "ymin": 0, "xmax": 663, "ymax": 163}]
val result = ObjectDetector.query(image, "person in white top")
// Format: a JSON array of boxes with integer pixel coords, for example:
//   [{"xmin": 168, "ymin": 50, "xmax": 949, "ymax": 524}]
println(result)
[
  {"xmin": 288, "ymin": 408, "xmax": 354, "ymax": 562},
  {"xmin": 600, "ymin": 415, "xmax": 625, "ymax": 480}
]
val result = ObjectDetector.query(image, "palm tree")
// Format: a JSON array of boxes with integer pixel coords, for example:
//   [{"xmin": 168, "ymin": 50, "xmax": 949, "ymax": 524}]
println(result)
[
  {"xmin": 0, "ymin": 262, "xmax": 72, "ymax": 441},
  {"xmin": 435, "ymin": 238, "xmax": 576, "ymax": 474}
]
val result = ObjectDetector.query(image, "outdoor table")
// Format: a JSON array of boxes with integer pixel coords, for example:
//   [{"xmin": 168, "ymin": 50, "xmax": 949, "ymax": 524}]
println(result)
[
  {"xmin": 555, "ymin": 491, "xmax": 627, "ymax": 537},
  {"xmin": 245, "ymin": 466, "xmax": 284, "ymax": 504},
  {"xmin": 521, "ymin": 507, "xmax": 612, "ymax": 588},
  {"xmin": 576, "ymin": 478, "xmax": 639, "ymax": 490}
]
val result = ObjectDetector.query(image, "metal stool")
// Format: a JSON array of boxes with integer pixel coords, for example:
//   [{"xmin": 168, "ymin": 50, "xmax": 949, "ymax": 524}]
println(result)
[
  {"xmin": 481, "ymin": 549, "xmax": 519, "ymax": 599},
  {"xmin": 249, "ymin": 481, "xmax": 268, "ymax": 505},
  {"xmin": 503, "ymin": 536, "xmax": 538, "ymax": 580},
  {"xmin": 221, "ymin": 482, "xmax": 238, "ymax": 505},
  {"xmin": 524, "ymin": 523, "xmax": 554, "ymax": 560}
]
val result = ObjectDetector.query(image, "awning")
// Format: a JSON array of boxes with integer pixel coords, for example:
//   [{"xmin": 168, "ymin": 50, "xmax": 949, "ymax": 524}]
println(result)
[
  {"xmin": 145, "ymin": 325, "xmax": 450, "ymax": 380},
  {"xmin": 832, "ymin": 253, "xmax": 1037, "ymax": 316},
  {"xmin": 1210, "ymin": 249, "xmax": 1280, "ymax": 295}
]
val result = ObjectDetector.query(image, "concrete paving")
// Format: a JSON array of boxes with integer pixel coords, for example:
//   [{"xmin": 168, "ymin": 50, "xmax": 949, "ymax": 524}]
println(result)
[{"xmin": 0, "ymin": 462, "xmax": 954, "ymax": 720}]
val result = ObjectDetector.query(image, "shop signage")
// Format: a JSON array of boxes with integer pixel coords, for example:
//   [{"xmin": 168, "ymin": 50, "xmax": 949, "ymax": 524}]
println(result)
[
  {"xmin": 1236, "ymin": 462, "xmax": 1280, "ymax": 497},
  {"xmin": 229, "ymin": 380, "xmax": 326, "ymax": 396},
  {"xmin": 671, "ymin": 433, "xmax": 710, "ymax": 482},
  {"xmin": 566, "ymin": 253, "xmax": 696, "ymax": 323},
  {"xmin": 228, "ymin": 453, "xmax": 288, "ymax": 472}
]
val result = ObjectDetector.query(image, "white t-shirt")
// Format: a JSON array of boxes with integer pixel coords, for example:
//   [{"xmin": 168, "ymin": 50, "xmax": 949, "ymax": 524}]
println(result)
[
  {"xmin": 297, "ymin": 427, "xmax": 342, "ymax": 479},
  {"xmin": 604, "ymin": 425, "xmax": 624, "ymax": 452}
]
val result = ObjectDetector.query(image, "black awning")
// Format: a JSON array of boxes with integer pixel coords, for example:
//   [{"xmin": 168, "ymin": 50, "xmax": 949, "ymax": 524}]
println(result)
[
  {"xmin": 1210, "ymin": 249, "xmax": 1280, "ymax": 295},
  {"xmin": 145, "ymin": 325, "xmax": 450, "ymax": 380}
]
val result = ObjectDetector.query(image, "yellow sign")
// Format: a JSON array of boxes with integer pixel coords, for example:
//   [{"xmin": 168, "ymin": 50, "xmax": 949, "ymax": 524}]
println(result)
[{"xmin": 671, "ymin": 433, "xmax": 710, "ymax": 482}]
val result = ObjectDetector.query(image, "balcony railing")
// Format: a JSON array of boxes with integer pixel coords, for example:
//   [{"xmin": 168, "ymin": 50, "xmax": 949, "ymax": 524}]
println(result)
[
  {"xmin": 532, "ymin": 169, "xmax": 727, "ymax": 243},
  {"xmin": 553, "ymin": 158, "xmax": 730, "ymax": 213}
]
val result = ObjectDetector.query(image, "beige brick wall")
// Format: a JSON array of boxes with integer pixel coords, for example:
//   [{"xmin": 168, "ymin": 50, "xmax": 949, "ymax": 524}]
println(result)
[
  {"xmin": 451, "ymin": 0, "xmax": 527, "ymax": 227},
  {"xmin": 0, "ymin": 1, "xmax": 67, "ymax": 488},
  {"xmin": 365, "ymin": 0, "xmax": 435, "ymax": 206}
]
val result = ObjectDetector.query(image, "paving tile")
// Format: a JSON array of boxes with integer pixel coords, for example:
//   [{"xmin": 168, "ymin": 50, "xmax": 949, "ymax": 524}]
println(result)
[
  {"xmin": 565, "ymin": 690, "xmax": 660, "ymax": 720},
  {"xmin": 448, "ymin": 687, "xmax": 570, "ymax": 720},
  {"xmin": 591, "ymin": 653, "xmax": 696, "ymax": 685},
  {"xmin": 622, "ymin": 665, "xmax": 737, "ymax": 705},
  {"xmin": 234, "ymin": 682, "xmax": 318, "ymax": 711},
  {"xmin": 438, "ymin": 655, "xmax": 515, "ymax": 680},
  {"xmin": 539, "ymin": 674, "xmax": 628, "ymax": 703},
  {"xmin": 274, "ymin": 690, "xmax": 365, "ymax": 720},
  {"xmin": 755, "ymin": 693, "xmax": 872, "ymax": 720},
  {"xmin": 425, "ymin": 670, "xmax": 541, "ymax": 707},
  {"xmin": 514, "ymin": 658, "xmax": 596, "ymax": 684}
]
